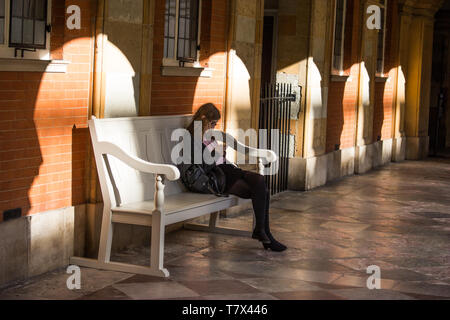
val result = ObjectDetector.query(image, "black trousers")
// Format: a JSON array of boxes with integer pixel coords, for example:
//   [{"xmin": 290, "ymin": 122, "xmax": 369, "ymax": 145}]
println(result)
[{"xmin": 218, "ymin": 164, "xmax": 270, "ymax": 232}]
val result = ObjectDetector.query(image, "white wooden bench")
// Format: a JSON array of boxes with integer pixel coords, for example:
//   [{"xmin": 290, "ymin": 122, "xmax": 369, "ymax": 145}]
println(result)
[{"xmin": 70, "ymin": 115, "xmax": 277, "ymax": 277}]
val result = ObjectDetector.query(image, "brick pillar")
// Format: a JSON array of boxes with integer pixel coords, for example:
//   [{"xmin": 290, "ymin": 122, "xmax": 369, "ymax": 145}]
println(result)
[{"xmin": 288, "ymin": 0, "xmax": 332, "ymax": 190}]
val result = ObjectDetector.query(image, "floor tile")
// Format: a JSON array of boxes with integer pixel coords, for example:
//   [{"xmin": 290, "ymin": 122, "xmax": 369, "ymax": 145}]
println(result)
[
  {"xmin": 178, "ymin": 280, "xmax": 261, "ymax": 296},
  {"xmin": 167, "ymin": 266, "xmax": 235, "ymax": 281},
  {"xmin": 331, "ymin": 275, "xmax": 398, "ymax": 290},
  {"xmin": 240, "ymin": 278, "xmax": 322, "ymax": 293},
  {"xmin": 201, "ymin": 293, "xmax": 279, "ymax": 300},
  {"xmin": 271, "ymin": 290, "xmax": 345, "ymax": 300},
  {"xmin": 390, "ymin": 282, "xmax": 450, "ymax": 298},
  {"xmin": 78, "ymin": 286, "xmax": 130, "ymax": 300},
  {"xmin": 328, "ymin": 288, "xmax": 414, "ymax": 300},
  {"xmin": 116, "ymin": 274, "xmax": 172, "ymax": 285},
  {"xmin": 113, "ymin": 282, "xmax": 200, "ymax": 300}
]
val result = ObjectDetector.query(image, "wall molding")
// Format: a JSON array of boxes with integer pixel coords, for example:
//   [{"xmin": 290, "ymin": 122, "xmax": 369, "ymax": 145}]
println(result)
[
  {"xmin": 288, "ymin": 139, "xmax": 398, "ymax": 191},
  {"xmin": 160, "ymin": 66, "xmax": 213, "ymax": 78},
  {"xmin": 0, "ymin": 59, "xmax": 70, "ymax": 73},
  {"xmin": 0, "ymin": 205, "xmax": 85, "ymax": 288}
]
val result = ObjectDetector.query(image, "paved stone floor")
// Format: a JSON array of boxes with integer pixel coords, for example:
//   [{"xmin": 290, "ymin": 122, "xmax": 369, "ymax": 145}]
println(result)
[{"xmin": 1, "ymin": 157, "xmax": 450, "ymax": 300}]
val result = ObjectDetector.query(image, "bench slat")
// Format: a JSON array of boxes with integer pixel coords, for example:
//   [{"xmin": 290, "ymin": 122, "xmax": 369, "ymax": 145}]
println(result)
[{"xmin": 111, "ymin": 192, "xmax": 250, "ymax": 226}]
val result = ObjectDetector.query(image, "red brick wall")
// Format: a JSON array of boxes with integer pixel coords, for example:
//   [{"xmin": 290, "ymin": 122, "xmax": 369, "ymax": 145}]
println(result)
[
  {"xmin": 326, "ymin": 64, "xmax": 359, "ymax": 153},
  {"xmin": 326, "ymin": 0, "xmax": 359, "ymax": 153},
  {"xmin": 0, "ymin": 0, "xmax": 94, "ymax": 222},
  {"xmin": 327, "ymin": 0, "xmax": 399, "ymax": 153},
  {"xmin": 373, "ymin": 78, "xmax": 394, "ymax": 141},
  {"xmin": 151, "ymin": 0, "xmax": 228, "ymax": 118}
]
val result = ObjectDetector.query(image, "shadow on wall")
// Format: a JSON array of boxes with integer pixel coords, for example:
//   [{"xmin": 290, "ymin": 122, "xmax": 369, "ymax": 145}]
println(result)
[
  {"xmin": 85, "ymin": 0, "xmax": 234, "ymax": 256},
  {"xmin": 0, "ymin": 0, "xmax": 96, "ymax": 224},
  {"xmin": 0, "ymin": 72, "xmax": 43, "ymax": 222}
]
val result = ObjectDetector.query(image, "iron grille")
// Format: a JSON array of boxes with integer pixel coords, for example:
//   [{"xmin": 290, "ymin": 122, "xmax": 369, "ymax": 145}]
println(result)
[{"xmin": 259, "ymin": 83, "xmax": 298, "ymax": 195}]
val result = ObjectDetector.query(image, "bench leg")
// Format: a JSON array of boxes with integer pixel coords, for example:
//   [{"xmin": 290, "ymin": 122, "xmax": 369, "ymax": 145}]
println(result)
[
  {"xmin": 70, "ymin": 209, "xmax": 169, "ymax": 278},
  {"xmin": 209, "ymin": 211, "xmax": 219, "ymax": 228},
  {"xmin": 150, "ymin": 210, "xmax": 170, "ymax": 277},
  {"xmin": 98, "ymin": 207, "xmax": 114, "ymax": 263}
]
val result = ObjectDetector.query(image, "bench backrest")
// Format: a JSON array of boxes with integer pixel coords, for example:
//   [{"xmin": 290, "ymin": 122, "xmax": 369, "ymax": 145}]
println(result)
[{"xmin": 89, "ymin": 115, "xmax": 192, "ymax": 208}]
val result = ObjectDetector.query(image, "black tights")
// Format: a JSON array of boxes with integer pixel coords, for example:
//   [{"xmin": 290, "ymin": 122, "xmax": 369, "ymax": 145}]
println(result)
[
  {"xmin": 225, "ymin": 170, "xmax": 271, "ymax": 235},
  {"xmin": 220, "ymin": 165, "xmax": 286, "ymax": 251}
]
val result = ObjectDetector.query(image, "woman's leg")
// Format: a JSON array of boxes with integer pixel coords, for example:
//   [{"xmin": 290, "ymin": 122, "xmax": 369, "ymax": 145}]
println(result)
[
  {"xmin": 227, "ymin": 171, "xmax": 286, "ymax": 251},
  {"xmin": 227, "ymin": 171, "xmax": 270, "ymax": 243},
  {"xmin": 263, "ymin": 188, "xmax": 287, "ymax": 251}
]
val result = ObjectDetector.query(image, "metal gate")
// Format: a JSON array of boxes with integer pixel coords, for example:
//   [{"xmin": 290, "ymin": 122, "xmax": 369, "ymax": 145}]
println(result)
[{"xmin": 259, "ymin": 83, "xmax": 297, "ymax": 195}]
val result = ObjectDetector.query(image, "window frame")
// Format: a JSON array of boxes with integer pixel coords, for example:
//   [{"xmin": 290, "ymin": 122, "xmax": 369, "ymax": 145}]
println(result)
[
  {"xmin": 0, "ymin": 0, "xmax": 5, "ymax": 44},
  {"xmin": 331, "ymin": 0, "xmax": 347, "ymax": 76},
  {"xmin": 162, "ymin": 0, "xmax": 202, "ymax": 68},
  {"xmin": 375, "ymin": 0, "xmax": 387, "ymax": 77},
  {"xmin": 0, "ymin": 0, "xmax": 52, "ymax": 60}
]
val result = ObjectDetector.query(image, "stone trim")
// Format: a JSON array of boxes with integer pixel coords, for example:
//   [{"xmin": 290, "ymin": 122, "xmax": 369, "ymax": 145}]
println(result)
[
  {"xmin": 160, "ymin": 66, "xmax": 213, "ymax": 78},
  {"xmin": 330, "ymin": 74, "xmax": 350, "ymax": 82},
  {"xmin": 375, "ymin": 75, "xmax": 389, "ymax": 82},
  {"xmin": 288, "ymin": 139, "xmax": 397, "ymax": 191},
  {"xmin": 0, "ymin": 59, "xmax": 70, "ymax": 73}
]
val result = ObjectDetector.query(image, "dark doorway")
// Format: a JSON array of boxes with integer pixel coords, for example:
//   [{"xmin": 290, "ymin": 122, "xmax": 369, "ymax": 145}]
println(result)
[
  {"xmin": 261, "ymin": 15, "xmax": 276, "ymax": 88},
  {"xmin": 429, "ymin": 2, "xmax": 450, "ymax": 156}
]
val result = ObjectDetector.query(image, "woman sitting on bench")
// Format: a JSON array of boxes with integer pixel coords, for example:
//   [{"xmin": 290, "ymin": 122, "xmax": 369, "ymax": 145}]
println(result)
[{"xmin": 183, "ymin": 103, "xmax": 287, "ymax": 252}]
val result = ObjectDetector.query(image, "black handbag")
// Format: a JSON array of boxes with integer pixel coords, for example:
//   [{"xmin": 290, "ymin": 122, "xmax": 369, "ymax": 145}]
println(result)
[{"xmin": 178, "ymin": 163, "xmax": 228, "ymax": 197}]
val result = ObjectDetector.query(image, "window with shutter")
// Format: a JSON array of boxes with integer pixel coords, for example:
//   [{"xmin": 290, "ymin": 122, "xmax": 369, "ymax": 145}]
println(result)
[
  {"xmin": 9, "ymin": 0, "xmax": 48, "ymax": 50},
  {"xmin": 0, "ymin": 0, "xmax": 51, "ymax": 60},
  {"xmin": 332, "ymin": 0, "xmax": 347, "ymax": 75},
  {"xmin": 376, "ymin": 0, "xmax": 387, "ymax": 76},
  {"xmin": 163, "ymin": 0, "xmax": 201, "ymax": 67}
]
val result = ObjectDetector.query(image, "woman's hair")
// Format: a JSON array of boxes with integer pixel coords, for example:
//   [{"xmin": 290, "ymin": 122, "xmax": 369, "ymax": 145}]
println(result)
[{"xmin": 186, "ymin": 103, "xmax": 221, "ymax": 135}]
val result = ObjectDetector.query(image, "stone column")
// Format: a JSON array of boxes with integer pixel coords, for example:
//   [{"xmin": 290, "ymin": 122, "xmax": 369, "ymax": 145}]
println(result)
[
  {"xmin": 224, "ymin": 0, "xmax": 264, "ymax": 139},
  {"xmin": 401, "ymin": 1, "xmax": 442, "ymax": 159},
  {"xmin": 276, "ymin": 0, "xmax": 311, "ymax": 158},
  {"xmin": 139, "ymin": 0, "xmax": 156, "ymax": 116},
  {"xmin": 288, "ymin": 0, "xmax": 333, "ymax": 190},
  {"xmin": 392, "ymin": 4, "xmax": 413, "ymax": 161},
  {"xmin": 102, "ymin": 0, "xmax": 145, "ymax": 118},
  {"xmin": 354, "ymin": 0, "xmax": 378, "ymax": 173}
]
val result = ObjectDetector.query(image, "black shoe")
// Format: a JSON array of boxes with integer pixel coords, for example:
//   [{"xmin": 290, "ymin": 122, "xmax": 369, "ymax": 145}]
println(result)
[
  {"xmin": 262, "ymin": 236, "xmax": 287, "ymax": 252},
  {"xmin": 251, "ymin": 229, "xmax": 271, "ymax": 243},
  {"xmin": 263, "ymin": 209, "xmax": 287, "ymax": 251}
]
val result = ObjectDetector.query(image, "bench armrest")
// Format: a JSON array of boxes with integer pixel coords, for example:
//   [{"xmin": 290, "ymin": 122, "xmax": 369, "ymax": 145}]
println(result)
[
  {"xmin": 96, "ymin": 141, "xmax": 180, "ymax": 181},
  {"xmin": 208, "ymin": 130, "xmax": 277, "ymax": 163}
]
